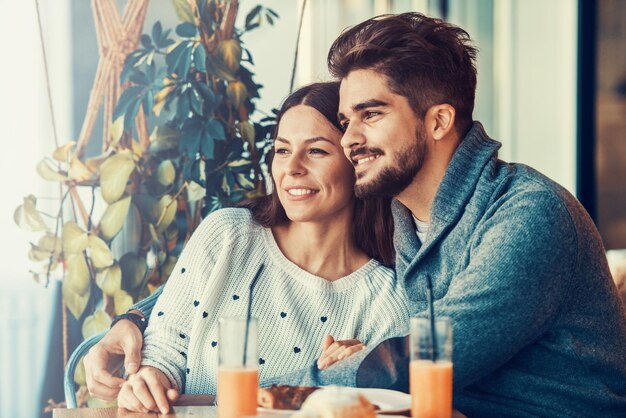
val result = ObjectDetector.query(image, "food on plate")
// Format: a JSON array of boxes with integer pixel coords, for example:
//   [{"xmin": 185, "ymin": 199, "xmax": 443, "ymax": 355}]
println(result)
[
  {"xmin": 290, "ymin": 386, "xmax": 377, "ymax": 418},
  {"xmin": 258, "ymin": 384, "xmax": 320, "ymax": 410}
]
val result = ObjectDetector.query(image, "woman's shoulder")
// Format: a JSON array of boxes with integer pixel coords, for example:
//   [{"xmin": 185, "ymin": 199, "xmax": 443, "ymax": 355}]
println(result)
[
  {"xmin": 365, "ymin": 260, "xmax": 396, "ymax": 280},
  {"xmin": 194, "ymin": 207, "xmax": 261, "ymax": 239}
]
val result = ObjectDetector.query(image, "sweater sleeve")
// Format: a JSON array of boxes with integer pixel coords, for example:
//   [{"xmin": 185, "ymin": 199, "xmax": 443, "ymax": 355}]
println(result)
[
  {"xmin": 423, "ymin": 190, "xmax": 577, "ymax": 389},
  {"xmin": 140, "ymin": 210, "xmax": 232, "ymax": 390}
]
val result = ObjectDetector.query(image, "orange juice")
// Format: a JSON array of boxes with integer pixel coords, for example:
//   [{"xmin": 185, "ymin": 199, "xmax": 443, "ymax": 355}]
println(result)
[
  {"xmin": 217, "ymin": 366, "xmax": 259, "ymax": 418},
  {"xmin": 410, "ymin": 359, "xmax": 453, "ymax": 418}
]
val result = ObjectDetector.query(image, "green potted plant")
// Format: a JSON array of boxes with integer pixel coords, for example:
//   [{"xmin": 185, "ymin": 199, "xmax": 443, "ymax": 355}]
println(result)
[{"xmin": 15, "ymin": 0, "xmax": 278, "ymax": 406}]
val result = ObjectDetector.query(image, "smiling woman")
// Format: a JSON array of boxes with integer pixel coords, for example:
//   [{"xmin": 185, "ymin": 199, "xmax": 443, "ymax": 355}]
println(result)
[{"xmin": 114, "ymin": 82, "xmax": 409, "ymax": 413}]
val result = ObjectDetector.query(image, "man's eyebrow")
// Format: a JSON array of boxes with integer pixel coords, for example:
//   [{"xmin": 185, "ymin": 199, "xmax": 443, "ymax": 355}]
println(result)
[
  {"xmin": 338, "ymin": 99, "xmax": 389, "ymax": 120},
  {"xmin": 275, "ymin": 136, "xmax": 335, "ymax": 145}
]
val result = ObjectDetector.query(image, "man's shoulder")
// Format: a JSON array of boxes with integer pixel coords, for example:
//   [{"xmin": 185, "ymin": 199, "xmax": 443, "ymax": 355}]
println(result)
[{"xmin": 487, "ymin": 161, "xmax": 582, "ymax": 222}]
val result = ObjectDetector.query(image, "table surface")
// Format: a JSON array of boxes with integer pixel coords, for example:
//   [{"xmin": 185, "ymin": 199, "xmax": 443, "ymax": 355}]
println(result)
[{"xmin": 52, "ymin": 394, "xmax": 465, "ymax": 418}]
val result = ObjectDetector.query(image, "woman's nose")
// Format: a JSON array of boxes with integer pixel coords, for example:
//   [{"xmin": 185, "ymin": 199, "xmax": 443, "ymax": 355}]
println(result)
[{"xmin": 285, "ymin": 155, "xmax": 306, "ymax": 176}]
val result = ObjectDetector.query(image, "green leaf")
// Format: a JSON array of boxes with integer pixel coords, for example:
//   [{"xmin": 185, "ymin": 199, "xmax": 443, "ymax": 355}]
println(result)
[
  {"xmin": 124, "ymin": 99, "xmax": 142, "ymax": 136},
  {"xmin": 110, "ymin": 117, "xmax": 124, "ymax": 146},
  {"xmin": 62, "ymin": 222, "xmax": 89, "ymax": 254},
  {"xmin": 66, "ymin": 254, "xmax": 91, "ymax": 296},
  {"xmin": 156, "ymin": 195, "xmax": 177, "ymax": 233},
  {"xmin": 63, "ymin": 279, "xmax": 91, "ymax": 320},
  {"xmin": 239, "ymin": 120, "xmax": 255, "ymax": 145},
  {"xmin": 14, "ymin": 195, "xmax": 48, "ymax": 232},
  {"xmin": 179, "ymin": 119, "xmax": 202, "ymax": 157},
  {"xmin": 226, "ymin": 80, "xmax": 247, "ymax": 109},
  {"xmin": 186, "ymin": 181, "xmax": 206, "ymax": 202},
  {"xmin": 142, "ymin": 89, "xmax": 154, "ymax": 118},
  {"xmin": 38, "ymin": 232, "xmax": 62, "ymax": 255},
  {"xmin": 161, "ymin": 256, "xmax": 178, "ymax": 280},
  {"xmin": 113, "ymin": 290, "xmax": 134, "ymax": 315},
  {"xmin": 189, "ymin": 87, "xmax": 203, "ymax": 115},
  {"xmin": 195, "ymin": 82, "xmax": 216, "ymax": 106},
  {"xmin": 200, "ymin": 128, "xmax": 215, "ymax": 159},
  {"xmin": 82, "ymin": 310, "xmax": 112, "ymax": 339},
  {"xmin": 157, "ymin": 160, "xmax": 176, "ymax": 186},
  {"xmin": 113, "ymin": 85, "xmax": 144, "ymax": 121},
  {"xmin": 140, "ymin": 34, "xmax": 153, "ymax": 49},
  {"xmin": 205, "ymin": 55, "xmax": 236, "ymax": 81},
  {"xmin": 176, "ymin": 22, "xmax": 197, "ymax": 38},
  {"xmin": 29, "ymin": 243, "xmax": 53, "ymax": 262},
  {"xmin": 74, "ymin": 359, "xmax": 86, "ymax": 386},
  {"xmin": 217, "ymin": 39, "xmax": 242, "ymax": 72},
  {"xmin": 267, "ymin": 8, "xmax": 279, "ymax": 18},
  {"xmin": 100, "ymin": 195, "xmax": 132, "ymax": 240},
  {"xmin": 245, "ymin": 5, "xmax": 263, "ymax": 28},
  {"xmin": 150, "ymin": 125, "xmax": 180, "ymax": 152},
  {"xmin": 206, "ymin": 119, "xmax": 226, "ymax": 141},
  {"xmin": 69, "ymin": 157, "xmax": 95, "ymax": 181},
  {"xmin": 120, "ymin": 252, "xmax": 147, "ymax": 291},
  {"xmin": 172, "ymin": 0, "xmax": 195, "ymax": 24},
  {"xmin": 96, "ymin": 263, "xmax": 122, "ymax": 296},
  {"xmin": 133, "ymin": 194, "xmax": 159, "ymax": 224},
  {"xmin": 88, "ymin": 234, "xmax": 114, "ymax": 268},
  {"xmin": 36, "ymin": 159, "xmax": 68, "ymax": 182},
  {"xmin": 52, "ymin": 142, "xmax": 76, "ymax": 162},
  {"xmin": 152, "ymin": 21, "xmax": 163, "ymax": 43},
  {"xmin": 100, "ymin": 153, "xmax": 136, "ymax": 204},
  {"xmin": 237, "ymin": 173, "xmax": 255, "ymax": 189},
  {"xmin": 193, "ymin": 44, "xmax": 206, "ymax": 73}
]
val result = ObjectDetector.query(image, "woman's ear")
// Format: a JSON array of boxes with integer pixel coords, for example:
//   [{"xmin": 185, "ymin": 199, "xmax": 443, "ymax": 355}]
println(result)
[{"xmin": 426, "ymin": 104, "xmax": 456, "ymax": 141}]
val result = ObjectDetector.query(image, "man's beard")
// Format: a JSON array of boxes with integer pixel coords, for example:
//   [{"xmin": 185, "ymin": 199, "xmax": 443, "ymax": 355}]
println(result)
[{"xmin": 354, "ymin": 128, "xmax": 427, "ymax": 199}]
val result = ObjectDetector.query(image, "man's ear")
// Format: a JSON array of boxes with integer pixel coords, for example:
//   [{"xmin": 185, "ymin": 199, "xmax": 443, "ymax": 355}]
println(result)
[{"xmin": 425, "ymin": 104, "xmax": 456, "ymax": 141}]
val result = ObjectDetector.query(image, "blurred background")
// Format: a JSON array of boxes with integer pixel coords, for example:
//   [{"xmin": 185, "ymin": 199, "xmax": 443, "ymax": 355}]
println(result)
[{"xmin": 0, "ymin": 0, "xmax": 624, "ymax": 417}]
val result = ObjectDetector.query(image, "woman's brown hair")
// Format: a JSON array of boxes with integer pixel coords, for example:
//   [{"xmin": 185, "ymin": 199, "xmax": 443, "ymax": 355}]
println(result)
[{"xmin": 240, "ymin": 82, "xmax": 395, "ymax": 266}]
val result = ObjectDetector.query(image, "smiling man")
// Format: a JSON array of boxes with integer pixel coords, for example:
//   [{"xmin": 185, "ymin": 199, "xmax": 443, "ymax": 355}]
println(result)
[{"xmin": 313, "ymin": 12, "xmax": 626, "ymax": 417}]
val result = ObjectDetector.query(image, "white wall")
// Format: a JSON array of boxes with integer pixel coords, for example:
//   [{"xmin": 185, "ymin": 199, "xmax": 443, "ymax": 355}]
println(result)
[{"xmin": 295, "ymin": 0, "xmax": 579, "ymax": 194}]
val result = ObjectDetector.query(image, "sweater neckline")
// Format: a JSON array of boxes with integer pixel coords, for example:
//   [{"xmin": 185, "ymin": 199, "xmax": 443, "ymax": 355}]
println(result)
[{"xmin": 261, "ymin": 226, "xmax": 381, "ymax": 292}]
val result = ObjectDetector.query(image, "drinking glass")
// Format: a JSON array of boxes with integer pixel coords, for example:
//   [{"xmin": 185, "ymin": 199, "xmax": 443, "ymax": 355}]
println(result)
[
  {"xmin": 409, "ymin": 317, "xmax": 453, "ymax": 418},
  {"xmin": 217, "ymin": 316, "xmax": 258, "ymax": 418}
]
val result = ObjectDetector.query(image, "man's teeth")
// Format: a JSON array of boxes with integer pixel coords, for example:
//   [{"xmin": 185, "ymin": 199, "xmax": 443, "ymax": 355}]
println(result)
[
  {"xmin": 357, "ymin": 155, "xmax": 380, "ymax": 165},
  {"xmin": 288, "ymin": 189, "xmax": 316, "ymax": 196}
]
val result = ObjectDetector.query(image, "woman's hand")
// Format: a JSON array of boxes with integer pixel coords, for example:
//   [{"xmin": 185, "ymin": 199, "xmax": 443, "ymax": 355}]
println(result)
[
  {"xmin": 317, "ymin": 335, "xmax": 366, "ymax": 370},
  {"xmin": 117, "ymin": 366, "xmax": 179, "ymax": 414}
]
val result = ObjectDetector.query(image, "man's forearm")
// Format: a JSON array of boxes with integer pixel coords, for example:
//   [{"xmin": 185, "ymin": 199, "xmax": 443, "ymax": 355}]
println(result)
[{"xmin": 262, "ymin": 336, "xmax": 409, "ymax": 391}]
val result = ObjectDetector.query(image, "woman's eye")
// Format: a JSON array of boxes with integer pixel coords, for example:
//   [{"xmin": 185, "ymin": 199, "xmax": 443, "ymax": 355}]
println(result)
[
  {"xmin": 309, "ymin": 148, "xmax": 328, "ymax": 155},
  {"xmin": 275, "ymin": 148, "xmax": 289, "ymax": 154}
]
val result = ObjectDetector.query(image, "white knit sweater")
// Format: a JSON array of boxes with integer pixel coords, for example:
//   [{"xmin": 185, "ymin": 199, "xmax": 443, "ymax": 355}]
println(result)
[{"xmin": 141, "ymin": 208, "xmax": 409, "ymax": 395}]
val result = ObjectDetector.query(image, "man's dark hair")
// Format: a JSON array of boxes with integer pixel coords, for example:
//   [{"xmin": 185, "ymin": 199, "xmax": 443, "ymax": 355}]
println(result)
[
  {"xmin": 241, "ymin": 82, "xmax": 395, "ymax": 265},
  {"xmin": 328, "ymin": 12, "xmax": 478, "ymax": 133}
]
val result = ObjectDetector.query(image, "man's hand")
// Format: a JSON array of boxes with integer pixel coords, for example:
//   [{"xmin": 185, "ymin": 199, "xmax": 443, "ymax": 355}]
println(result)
[
  {"xmin": 117, "ymin": 366, "xmax": 179, "ymax": 414},
  {"xmin": 317, "ymin": 335, "xmax": 366, "ymax": 370},
  {"xmin": 83, "ymin": 317, "xmax": 144, "ymax": 401}
]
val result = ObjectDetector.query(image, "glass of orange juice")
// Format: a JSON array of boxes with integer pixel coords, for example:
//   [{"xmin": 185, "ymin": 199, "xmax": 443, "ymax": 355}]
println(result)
[
  {"xmin": 217, "ymin": 316, "xmax": 259, "ymax": 418},
  {"xmin": 409, "ymin": 317, "xmax": 453, "ymax": 418}
]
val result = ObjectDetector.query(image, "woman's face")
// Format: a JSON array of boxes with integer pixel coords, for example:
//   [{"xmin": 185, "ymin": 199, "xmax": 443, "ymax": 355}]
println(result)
[{"xmin": 272, "ymin": 105, "xmax": 356, "ymax": 224}]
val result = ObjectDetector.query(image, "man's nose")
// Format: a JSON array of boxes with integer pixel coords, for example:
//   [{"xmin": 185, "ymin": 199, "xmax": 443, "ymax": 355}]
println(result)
[{"xmin": 340, "ymin": 122, "xmax": 365, "ymax": 151}]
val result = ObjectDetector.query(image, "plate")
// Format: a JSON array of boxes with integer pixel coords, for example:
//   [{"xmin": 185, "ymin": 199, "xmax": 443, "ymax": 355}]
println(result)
[{"xmin": 258, "ymin": 387, "xmax": 410, "ymax": 415}]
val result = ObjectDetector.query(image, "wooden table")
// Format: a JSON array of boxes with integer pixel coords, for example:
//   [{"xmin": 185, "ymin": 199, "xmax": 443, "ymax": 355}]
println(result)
[{"xmin": 53, "ymin": 395, "xmax": 464, "ymax": 418}]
